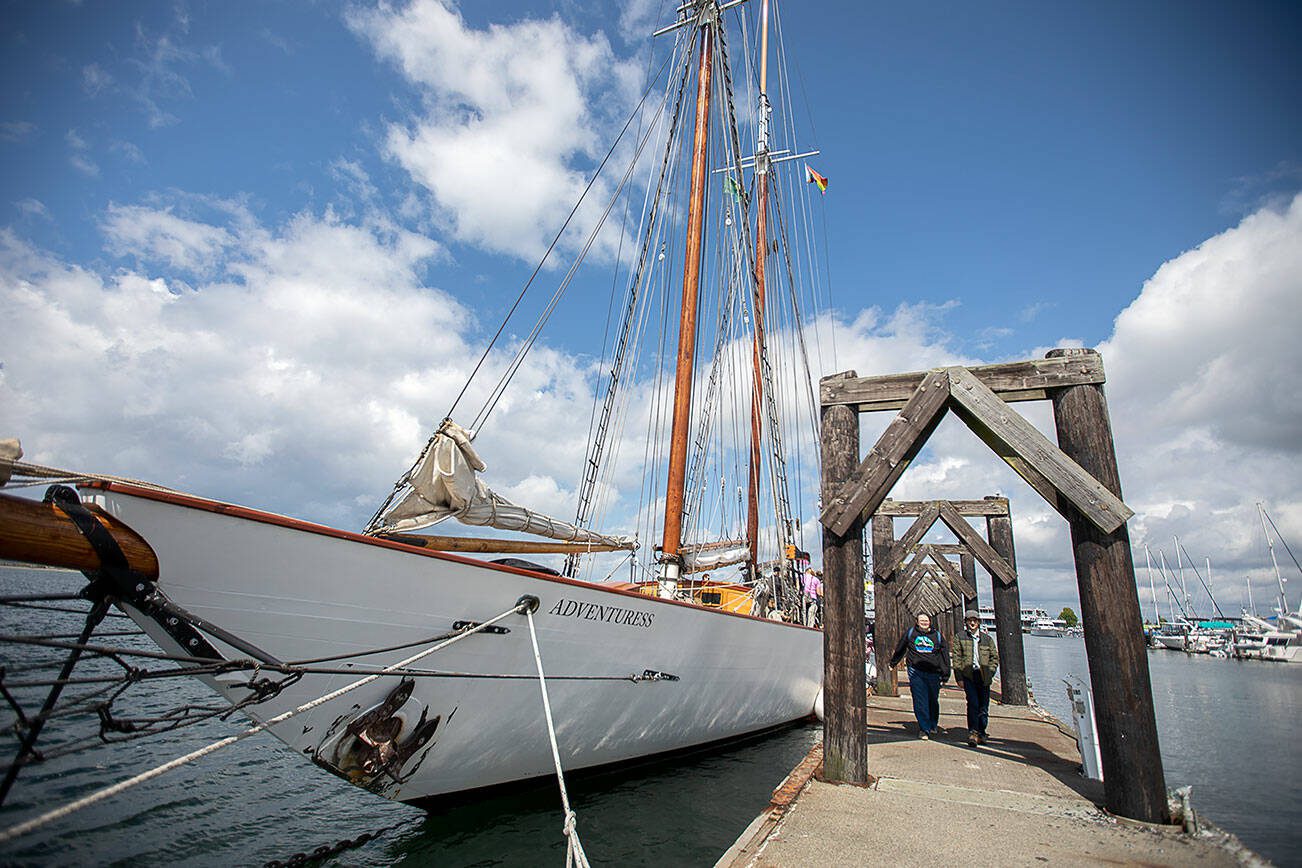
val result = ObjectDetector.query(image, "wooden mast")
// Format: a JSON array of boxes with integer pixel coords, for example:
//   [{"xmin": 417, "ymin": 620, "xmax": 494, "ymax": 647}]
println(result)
[
  {"xmin": 660, "ymin": 3, "xmax": 716, "ymax": 598},
  {"xmin": 745, "ymin": 0, "xmax": 772, "ymax": 585}
]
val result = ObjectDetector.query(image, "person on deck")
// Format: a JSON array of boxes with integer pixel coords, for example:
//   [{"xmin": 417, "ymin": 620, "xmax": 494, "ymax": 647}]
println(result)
[
  {"xmin": 889, "ymin": 612, "xmax": 950, "ymax": 739},
  {"xmin": 801, "ymin": 568, "xmax": 822, "ymax": 627},
  {"xmin": 952, "ymin": 610, "xmax": 999, "ymax": 746}
]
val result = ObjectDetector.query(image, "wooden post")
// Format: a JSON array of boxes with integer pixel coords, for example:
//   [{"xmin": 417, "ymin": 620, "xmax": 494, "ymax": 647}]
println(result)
[
  {"xmin": 870, "ymin": 513, "xmax": 899, "ymax": 697},
  {"xmin": 1046, "ymin": 348, "xmax": 1168, "ymax": 823},
  {"xmin": 820, "ymin": 401, "xmax": 867, "ymax": 783},
  {"xmin": 985, "ymin": 499, "xmax": 1029, "ymax": 706},
  {"xmin": 960, "ymin": 553, "xmax": 978, "ymax": 613}
]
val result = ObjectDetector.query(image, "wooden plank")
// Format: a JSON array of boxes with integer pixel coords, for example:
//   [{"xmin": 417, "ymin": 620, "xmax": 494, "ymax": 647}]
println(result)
[
  {"xmin": 936, "ymin": 501, "xmax": 1017, "ymax": 586},
  {"xmin": 871, "ymin": 502, "xmax": 940, "ymax": 580},
  {"xmin": 821, "ymin": 353, "xmax": 1106, "ymax": 411},
  {"xmin": 895, "ymin": 550, "xmax": 931, "ymax": 600},
  {"xmin": 945, "ymin": 366, "xmax": 1133, "ymax": 534},
  {"xmin": 960, "ymin": 553, "xmax": 978, "ymax": 610},
  {"xmin": 876, "ymin": 498, "xmax": 1008, "ymax": 516},
  {"xmin": 819, "ymin": 401, "xmax": 868, "ymax": 784},
  {"xmin": 382, "ymin": 533, "xmax": 631, "ymax": 555},
  {"xmin": 870, "ymin": 514, "xmax": 901, "ymax": 697},
  {"xmin": 1047, "ymin": 348, "xmax": 1168, "ymax": 823},
  {"xmin": 987, "ymin": 509, "xmax": 1029, "ymax": 705},
  {"xmin": 821, "ymin": 371, "xmax": 951, "ymax": 537},
  {"xmin": 924, "ymin": 547, "xmax": 975, "ymax": 598}
]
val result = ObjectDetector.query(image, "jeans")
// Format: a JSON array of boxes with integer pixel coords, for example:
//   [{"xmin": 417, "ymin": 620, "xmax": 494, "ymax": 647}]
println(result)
[
  {"xmin": 959, "ymin": 671, "xmax": 991, "ymax": 734},
  {"xmin": 907, "ymin": 666, "xmax": 941, "ymax": 733}
]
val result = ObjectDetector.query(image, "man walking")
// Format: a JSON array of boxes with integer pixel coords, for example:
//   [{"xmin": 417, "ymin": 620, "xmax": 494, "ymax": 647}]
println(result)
[
  {"xmin": 889, "ymin": 612, "xmax": 950, "ymax": 739},
  {"xmin": 952, "ymin": 610, "xmax": 1000, "ymax": 746}
]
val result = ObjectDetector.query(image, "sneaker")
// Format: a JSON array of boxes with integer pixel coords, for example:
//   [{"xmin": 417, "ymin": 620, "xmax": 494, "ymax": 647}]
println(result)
[
  {"xmin": 967, "ymin": 730, "xmax": 978, "ymax": 747},
  {"xmin": 919, "ymin": 731, "xmax": 929, "ymax": 740},
  {"xmin": 977, "ymin": 732, "xmax": 989, "ymax": 745}
]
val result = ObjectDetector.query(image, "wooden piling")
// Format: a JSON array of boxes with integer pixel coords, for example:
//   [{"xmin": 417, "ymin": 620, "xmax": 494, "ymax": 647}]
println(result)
[
  {"xmin": 960, "ymin": 553, "xmax": 978, "ymax": 613},
  {"xmin": 1046, "ymin": 348, "xmax": 1168, "ymax": 823},
  {"xmin": 819, "ymin": 401, "xmax": 867, "ymax": 783},
  {"xmin": 870, "ymin": 513, "xmax": 899, "ymax": 697},
  {"xmin": 985, "ymin": 500, "xmax": 1029, "ymax": 705}
]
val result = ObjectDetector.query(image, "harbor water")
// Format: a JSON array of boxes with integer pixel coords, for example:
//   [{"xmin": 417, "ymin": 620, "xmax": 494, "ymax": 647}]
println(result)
[
  {"xmin": 1023, "ymin": 633, "xmax": 1301, "ymax": 866},
  {"xmin": 1, "ymin": 566, "xmax": 1298, "ymax": 865}
]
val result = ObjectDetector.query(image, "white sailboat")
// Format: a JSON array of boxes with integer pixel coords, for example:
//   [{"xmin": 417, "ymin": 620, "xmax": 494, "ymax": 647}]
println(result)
[{"xmin": 0, "ymin": 0, "xmax": 829, "ymax": 806}]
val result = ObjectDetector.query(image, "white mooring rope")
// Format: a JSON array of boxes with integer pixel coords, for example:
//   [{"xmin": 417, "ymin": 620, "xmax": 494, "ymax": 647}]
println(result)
[
  {"xmin": 0, "ymin": 601, "xmax": 529, "ymax": 845},
  {"xmin": 525, "ymin": 609, "xmax": 592, "ymax": 868}
]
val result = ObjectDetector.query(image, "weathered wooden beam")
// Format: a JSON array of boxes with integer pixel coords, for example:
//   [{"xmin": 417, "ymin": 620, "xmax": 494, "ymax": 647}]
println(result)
[
  {"xmin": 924, "ymin": 547, "xmax": 975, "ymax": 598},
  {"xmin": 870, "ymin": 513, "xmax": 900, "ymax": 697},
  {"xmin": 945, "ymin": 366, "xmax": 1133, "ymax": 534},
  {"xmin": 896, "ymin": 557, "xmax": 931, "ymax": 606},
  {"xmin": 819, "ymin": 400, "xmax": 868, "ymax": 784},
  {"xmin": 821, "ymin": 353, "xmax": 1106, "ymax": 411},
  {"xmin": 1047, "ymin": 348, "xmax": 1168, "ymax": 823},
  {"xmin": 960, "ymin": 553, "xmax": 978, "ymax": 612},
  {"xmin": 821, "ymin": 371, "xmax": 950, "ymax": 537},
  {"xmin": 872, "ymin": 502, "xmax": 940, "ymax": 580},
  {"xmin": 936, "ymin": 501, "xmax": 1017, "ymax": 586},
  {"xmin": 986, "ymin": 501, "xmax": 1029, "ymax": 705},
  {"xmin": 382, "ymin": 533, "xmax": 631, "ymax": 555},
  {"xmin": 876, "ymin": 498, "xmax": 1009, "ymax": 517}
]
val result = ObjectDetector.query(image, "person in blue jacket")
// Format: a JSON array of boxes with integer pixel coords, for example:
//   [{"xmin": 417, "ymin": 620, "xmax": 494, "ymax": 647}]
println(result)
[{"xmin": 889, "ymin": 612, "xmax": 950, "ymax": 739}]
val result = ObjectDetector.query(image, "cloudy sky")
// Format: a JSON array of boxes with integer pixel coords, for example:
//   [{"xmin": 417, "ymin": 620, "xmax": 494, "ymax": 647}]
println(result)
[{"xmin": 1, "ymin": 0, "xmax": 1300, "ymax": 617}]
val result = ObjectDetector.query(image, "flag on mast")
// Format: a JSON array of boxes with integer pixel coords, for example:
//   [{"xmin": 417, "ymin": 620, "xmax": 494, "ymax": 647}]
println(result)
[
  {"xmin": 805, "ymin": 164, "xmax": 828, "ymax": 193},
  {"xmin": 723, "ymin": 174, "xmax": 743, "ymax": 201}
]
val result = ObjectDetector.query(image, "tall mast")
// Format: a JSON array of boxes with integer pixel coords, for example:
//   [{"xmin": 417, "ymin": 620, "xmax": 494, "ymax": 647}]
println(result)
[
  {"xmin": 745, "ymin": 0, "xmax": 773, "ymax": 583},
  {"xmin": 1257, "ymin": 502, "xmax": 1288, "ymax": 617},
  {"xmin": 1175, "ymin": 536, "xmax": 1190, "ymax": 617},
  {"xmin": 660, "ymin": 3, "xmax": 716, "ymax": 598},
  {"xmin": 1144, "ymin": 545, "xmax": 1158, "ymax": 625}
]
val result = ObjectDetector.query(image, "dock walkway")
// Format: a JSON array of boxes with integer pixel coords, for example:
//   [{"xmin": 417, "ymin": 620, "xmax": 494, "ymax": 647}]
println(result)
[{"xmin": 717, "ymin": 683, "xmax": 1261, "ymax": 867}]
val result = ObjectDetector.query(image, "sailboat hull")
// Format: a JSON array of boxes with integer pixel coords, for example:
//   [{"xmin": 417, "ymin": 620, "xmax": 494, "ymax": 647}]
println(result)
[{"xmin": 84, "ymin": 484, "xmax": 822, "ymax": 802}]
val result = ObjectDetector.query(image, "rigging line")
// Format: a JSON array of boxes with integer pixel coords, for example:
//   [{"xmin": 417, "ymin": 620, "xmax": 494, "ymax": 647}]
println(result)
[
  {"xmin": 363, "ymin": 50, "xmax": 676, "ymax": 533},
  {"xmin": 473, "ymin": 56, "xmax": 685, "ymax": 432},
  {"xmin": 581, "ymin": 2, "xmax": 672, "ymax": 467},
  {"xmin": 1262, "ymin": 506, "xmax": 1302, "ymax": 579},
  {"xmin": 568, "ymin": 34, "xmax": 697, "ymax": 568},
  {"xmin": 0, "ymin": 601, "xmax": 131, "ymax": 619},
  {"xmin": 1175, "ymin": 540, "xmax": 1224, "ymax": 618},
  {"xmin": 0, "ymin": 599, "xmax": 530, "ymax": 845},
  {"xmin": 447, "ymin": 48, "xmax": 674, "ymax": 425}
]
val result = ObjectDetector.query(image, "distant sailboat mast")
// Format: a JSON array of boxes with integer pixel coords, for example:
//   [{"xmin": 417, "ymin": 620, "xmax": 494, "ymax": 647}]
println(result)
[
  {"xmin": 1144, "ymin": 544, "xmax": 1159, "ymax": 624},
  {"xmin": 1257, "ymin": 501, "xmax": 1289, "ymax": 617}
]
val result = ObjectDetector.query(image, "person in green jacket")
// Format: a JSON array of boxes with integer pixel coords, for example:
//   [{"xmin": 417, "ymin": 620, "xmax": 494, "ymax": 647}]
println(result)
[{"xmin": 951, "ymin": 610, "xmax": 999, "ymax": 746}]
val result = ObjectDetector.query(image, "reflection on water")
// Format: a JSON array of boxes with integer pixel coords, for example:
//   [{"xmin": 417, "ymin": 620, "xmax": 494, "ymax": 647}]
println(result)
[
  {"xmin": 0, "ymin": 567, "xmax": 818, "ymax": 866},
  {"xmin": 1021, "ymin": 634, "xmax": 1301, "ymax": 865}
]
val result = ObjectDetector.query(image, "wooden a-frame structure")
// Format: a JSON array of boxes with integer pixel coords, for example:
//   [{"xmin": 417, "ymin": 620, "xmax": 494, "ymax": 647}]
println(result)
[
  {"xmin": 818, "ymin": 348, "xmax": 1167, "ymax": 824},
  {"xmin": 869, "ymin": 498, "xmax": 1028, "ymax": 704}
]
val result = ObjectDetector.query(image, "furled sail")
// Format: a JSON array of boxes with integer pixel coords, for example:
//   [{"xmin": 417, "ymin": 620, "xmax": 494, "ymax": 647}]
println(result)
[
  {"xmin": 680, "ymin": 540, "xmax": 750, "ymax": 574},
  {"xmin": 372, "ymin": 420, "xmax": 636, "ymax": 549}
]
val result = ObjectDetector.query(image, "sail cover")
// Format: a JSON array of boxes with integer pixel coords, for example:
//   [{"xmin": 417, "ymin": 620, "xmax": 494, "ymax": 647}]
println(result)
[
  {"xmin": 680, "ymin": 542, "xmax": 751, "ymax": 574},
  {"xmin": 374, "ymin": 421, "xmax": 635, "ymax": 549}
]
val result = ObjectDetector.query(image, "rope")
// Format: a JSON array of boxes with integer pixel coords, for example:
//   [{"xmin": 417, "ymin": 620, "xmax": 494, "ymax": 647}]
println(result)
[
  {"xmin": 524, "ymin": 609, "xmax": 591, "ymax": 868},
  {"xmin": 0, "ymin": 600, "xmax": 530, "ymax": 845},
  {"xmin": 4, "ymin": 460, "xmax": 181, "ymax": 493}
]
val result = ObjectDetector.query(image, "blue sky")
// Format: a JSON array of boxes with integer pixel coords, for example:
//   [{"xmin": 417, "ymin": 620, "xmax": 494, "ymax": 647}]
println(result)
[
  {"xmin": 3, "ymin": 0, "xmax": 1298, "ymax": 352},
  {"xmin": 1, "ymin": 0, "xmax": 1300, "ymax": 613}
]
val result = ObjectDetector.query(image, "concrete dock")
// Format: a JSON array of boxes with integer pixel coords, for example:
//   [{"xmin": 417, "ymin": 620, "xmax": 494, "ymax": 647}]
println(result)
[{"xmin": 717, "ymin": 682, "xmax": 1263, "ymax": 867}]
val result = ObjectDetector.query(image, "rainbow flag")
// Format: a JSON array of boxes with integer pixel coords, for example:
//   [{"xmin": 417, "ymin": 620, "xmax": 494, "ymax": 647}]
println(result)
[{"xmin": 805, "ymin": 164, "xmax": 828, "ymax": 194}]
